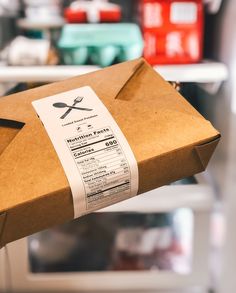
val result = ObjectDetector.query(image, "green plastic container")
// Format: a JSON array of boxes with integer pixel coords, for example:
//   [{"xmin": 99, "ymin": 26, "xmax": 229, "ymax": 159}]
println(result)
[{"xmin": 58, "ymin": 23, "xmax": 144, "ymax": 67}]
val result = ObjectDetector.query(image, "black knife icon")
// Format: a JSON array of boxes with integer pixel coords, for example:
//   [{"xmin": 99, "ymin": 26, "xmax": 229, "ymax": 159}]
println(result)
[{"xmin": 53, "ymin": 97, "xmax": 92, "ymax": 119}]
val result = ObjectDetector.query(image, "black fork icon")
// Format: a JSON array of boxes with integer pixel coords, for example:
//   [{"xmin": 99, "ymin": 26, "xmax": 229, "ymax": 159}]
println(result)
[{"xmin": 53, "ymin": 96, "xmax": 92, "ymax": 119}]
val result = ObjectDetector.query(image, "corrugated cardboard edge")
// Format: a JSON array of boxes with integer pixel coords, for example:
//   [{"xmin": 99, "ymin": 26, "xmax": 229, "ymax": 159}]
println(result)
[
  {"xmin": 195, "ymin": 135, "xmax": 221, "ymax": 170},
  {"xmin": 0, "ymin": 213, "xmax": 7, "ymax": 249}
]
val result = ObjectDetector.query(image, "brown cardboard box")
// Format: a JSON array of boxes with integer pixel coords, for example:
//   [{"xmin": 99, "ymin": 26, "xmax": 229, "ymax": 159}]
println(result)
[{"xmin": 0, "ymin": 58, "xmax": 220, "ymax": 247}]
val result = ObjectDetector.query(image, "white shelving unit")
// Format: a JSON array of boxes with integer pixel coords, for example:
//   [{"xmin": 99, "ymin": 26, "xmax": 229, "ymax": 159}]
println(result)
[
  {"xmin": 0, "ymin": 175, "xmax": 214, "ymax": 293},
  {"xmin": 0, "ymin": 61, "xmax": 228, "ymax": 84}
]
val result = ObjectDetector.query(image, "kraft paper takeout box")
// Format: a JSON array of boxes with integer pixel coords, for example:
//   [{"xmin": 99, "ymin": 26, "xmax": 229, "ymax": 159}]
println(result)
[{"xmin": 0, "ymin": 58, "xmax": 220, "ymax": 247}]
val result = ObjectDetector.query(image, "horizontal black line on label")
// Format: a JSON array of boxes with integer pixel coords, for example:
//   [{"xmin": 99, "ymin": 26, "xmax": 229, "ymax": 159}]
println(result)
[
  {"xmin": 87, "ymin": 188, "xmax": 129, "ymax": 204},
  {"xmin": 75, "ymin": 145, "xmax": 117, "ymax": 159},
  {"xmin": 87, "ymin": 181, "xmax": 130, "ymax": 198},
  {"xmin": 71, "ymin": 136, "xmax": 115, "ymax": 151}
]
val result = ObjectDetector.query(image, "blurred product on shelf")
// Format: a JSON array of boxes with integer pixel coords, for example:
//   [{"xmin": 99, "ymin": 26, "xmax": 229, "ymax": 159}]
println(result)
[
  {"xmin": 1, "ymin": 36, "xmax": 59, "ymax": 65},
  {"xmin": 112, "ymin": 213, "xmax": 182, "ymax": 271},
  {"xmin": 58, "ymin": 23, "xmax": 143, "ymax": 66},
  {"xmin": 64, "ymin": 0, "xmax": 121, "ymax": 23},
  {"xmin": 23, "ymin": 0, "xmax": 63, "ymax": 22},
  {"xmin": 139, "ymin": 0, "xmax": 203, "ymax": 65},
  {"xmin": 18, "ymin": 0, "xmax": 64, "ymax": 42},
  {"xmin": 28, "ymin": 210, "xmax": 192, "ymax": 273}
]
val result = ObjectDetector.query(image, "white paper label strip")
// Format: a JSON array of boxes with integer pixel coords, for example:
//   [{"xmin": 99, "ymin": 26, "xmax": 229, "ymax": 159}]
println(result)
[{"xmin": 32, "ymin": 86, "xmax": 138, "ymax": 218}]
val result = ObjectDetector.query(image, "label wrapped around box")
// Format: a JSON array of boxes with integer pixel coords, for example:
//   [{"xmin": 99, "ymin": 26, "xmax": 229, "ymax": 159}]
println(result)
[{"xmin": 0, "ymin": 58, "xmax": 220, "ymax": 247}]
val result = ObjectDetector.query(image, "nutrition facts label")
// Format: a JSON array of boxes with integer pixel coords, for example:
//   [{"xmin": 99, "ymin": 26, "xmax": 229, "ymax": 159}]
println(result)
[
  {"xmin": 66, "ymin": 127, "xmax": 131, "ymax": 209},
  {"xmin": 32, "ymin": 86, "xmax": 138, "ymax": 217}
]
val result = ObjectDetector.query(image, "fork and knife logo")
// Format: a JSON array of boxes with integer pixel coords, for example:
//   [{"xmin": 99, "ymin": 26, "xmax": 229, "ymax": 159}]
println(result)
[{"xmin": 53, "ymin": 96, "xmax": 92, "ymax": 119}]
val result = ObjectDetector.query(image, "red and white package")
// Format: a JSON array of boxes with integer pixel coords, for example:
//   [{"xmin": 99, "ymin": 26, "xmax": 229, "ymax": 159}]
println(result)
[
  {"xmin": 140, "ymin": 0, "xmax": 203, "ymax": 64},
  {"xmin": 64, "ymin": 0, "xmax": 121, "ymax": 23}
]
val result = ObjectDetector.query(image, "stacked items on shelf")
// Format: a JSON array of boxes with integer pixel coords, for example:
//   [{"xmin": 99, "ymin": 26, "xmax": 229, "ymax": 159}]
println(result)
[
  {"xmin": 60, "ymin": 0, "xmax": 143, "ymax": 66},
  {"xmin": 6, "ymin": 0, "xmax": 143, "ymax": 67},
  {"xmin": 0, "ymin": 0, "xmax": 226, "ymax": 69},
  {"xmin": 0, "ymin": 0, "xmax": 213, "ymax": 68}
]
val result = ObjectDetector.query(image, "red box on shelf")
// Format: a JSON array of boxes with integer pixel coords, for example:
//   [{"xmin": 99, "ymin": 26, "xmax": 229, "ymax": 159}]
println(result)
[
  {"xmin": 64, "ymin": 1, "xmax": 121, "ymax": 23},
  {"xmin": 140, "ymin": 0, "xmax": 203, "ymax": 65},
  {"xmin": 65, "ymin": 9, "xmax": 121, "ymax": 23}
]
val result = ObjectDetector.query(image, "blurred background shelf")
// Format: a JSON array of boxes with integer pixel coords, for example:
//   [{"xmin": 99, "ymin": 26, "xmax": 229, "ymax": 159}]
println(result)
[
  {"xmin": 0, "ymin": 60, "xmax": 228, "ymax": 83},
  {"xmin": 98, "ymin": 182, "xmax": 214, "ymax": 213}
]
